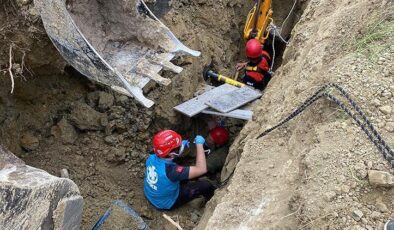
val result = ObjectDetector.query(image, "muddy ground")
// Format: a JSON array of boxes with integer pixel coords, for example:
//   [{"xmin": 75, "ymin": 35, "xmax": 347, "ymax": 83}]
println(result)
[
  {"xmin": 3, "ymin": 0, "xmax": 392, "ymax": 229},
  {"xmin": 0, "ymin": 0, "xmax": 256, "ymax": 229}
]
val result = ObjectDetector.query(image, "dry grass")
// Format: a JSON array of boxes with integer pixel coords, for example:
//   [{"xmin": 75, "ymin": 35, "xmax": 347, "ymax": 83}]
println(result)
[{"xmin": 355, "ymin": 18, "xmax": 394, "ymax": 61}]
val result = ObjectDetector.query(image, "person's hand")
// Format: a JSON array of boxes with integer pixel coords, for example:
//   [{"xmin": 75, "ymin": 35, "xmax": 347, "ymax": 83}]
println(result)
[
  {"xmin": 194, "ymin": 135, "xmax": 205, "ymax": 145},
  {"xmin": 235, "ymin": 62, "xmax": 247, "ymax": 71},
  {"xmin": 181, "ymin": 140, "xmax": 190, "ymax": 148}
]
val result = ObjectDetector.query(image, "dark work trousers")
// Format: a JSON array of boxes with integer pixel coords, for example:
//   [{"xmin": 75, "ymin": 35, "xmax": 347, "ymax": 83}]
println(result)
[
  {"xmin": 243, "ymin": 72, "xmax": 272, "ymax": 90},
  {"xmin": 171, "ymin": 180, "xmax": 215, "ymax": 209}
]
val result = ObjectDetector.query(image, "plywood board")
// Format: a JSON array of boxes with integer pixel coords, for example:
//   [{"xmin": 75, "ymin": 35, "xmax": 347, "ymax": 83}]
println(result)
[
  {"xmin": 174, "ymin": 84, "xmax": 238, "ymax": 117},
  {"xmin": 202, "ymin": 109, "xmax": 253, "ymax": 120},
  {"xmin": 205, "ymin": 87, "xmax": 262, "ymax": 113}
]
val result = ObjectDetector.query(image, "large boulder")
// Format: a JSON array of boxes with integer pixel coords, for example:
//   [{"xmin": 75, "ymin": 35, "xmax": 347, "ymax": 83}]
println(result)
[
  {"xmin": 69, "ymin": 102, "xmax": 108, "ymax": 131},
  {"xmin": 0, "ymin": 145, "xmax": 83, "ymax": 229},
  {"xmin": 50, "ymin": 118, "xmax": 78, "ymax": 144}
]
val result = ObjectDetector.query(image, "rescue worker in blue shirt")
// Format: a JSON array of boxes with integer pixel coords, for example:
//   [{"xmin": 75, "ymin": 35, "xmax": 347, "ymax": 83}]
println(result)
[{"xmin": 143, "ymin": 130, "xmax": 215, "ymax": 209}]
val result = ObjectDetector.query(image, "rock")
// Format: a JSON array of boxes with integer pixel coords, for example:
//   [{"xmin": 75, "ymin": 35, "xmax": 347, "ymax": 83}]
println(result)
[
  {"xmin": 324, "ymin": 191, "xmax": 337, "ymax": 201},
  {"xmin": 341, "ymin": 185, "xmax": 350, "ymax": 193},
  {"xmin": 0, "ymin": 145, "xmax": 83, "ymax": 229},
  {"xmin": 370, "ymin": 211, "xmax": 381, "ymax": 219},
  {"xmin": 365, "ymin": 225, "xmax": 373, "ymax": 230},
  {"xmin": 51, "ymin": 118, "xmax": 78, "ymax": 144},
  {"xmin": 361, "ymin": 218, "xmax": 368, "ymax": 224},
  {"xmin": 352, "ymin": 209, "xmax": 363, "ymax": 221},
  {"xmin": 372, "ymin": 99, "xmax": 381, "ymax": 106},
  {"xmin": 115, "ymin": 95, "xmax": 129, "ymax": 105},
  {"xmin": 355, "ymin": 162, "xmax": 368, "ymax": 179},
  {"xmin": 377, "ymin": 222, "xmax": 386, "ymax": 229},
  {"xmin": 366, "ymin": 161, "xmax": 373, "ymax": 169},
  {"xmin": 106, "ymin": 147, "xmax": 126, "ymax": 163},
  {"xmin": 191, "ymin": 211, "xmax": 200, "ymax": 223},
  {"xmin": 379, "ymin": 105, "xmax": 392, "ymax": 115},
  {"xmin": 357, "ymin": 169, "xmax": 368, "ymax": 179},
  {"xmin": 53, "ymin": 196, "xmax": 84, "ymax": 230},
  {"xmin": 20, "ymin": 133, "xmax": 39, "ymax": 151},
  {"xmin": 385, "ymin": 122, "xmax": 394, "ymax": 133},
  {"xmin": 86, "ymin": 91, "xmax": 100, "ymax": 107},
  {"xmin": 69, "ymin": 102, "xmax": 108, "ymax": 131},
  {"xmin": 104, "ymin": 135, "xmax": 118, "ymax": 146},
  {"xmin": 60, "ymin": 168, "xmax": 70, "ymax": 179},
  {"xmin": 98, "ymin": 92, "xmax": 114, "ymax": 110},
  {"xmin": 375, "ymin": 202, "xmax": 388, "ymax": 213},
  {"xmin": 368, "ymin": 170, "xmax": 394, "ymax": 187},
  {"xmin": 140, "ymin": 204, "xmax": 154, "ymax": 220},
  {"xmin": 16, "ymin": 0, "xmax": 32, "ymax": 6},
  {"xmin": 350, "ymin": 225, "xmax": 364, "ymax": 230}
]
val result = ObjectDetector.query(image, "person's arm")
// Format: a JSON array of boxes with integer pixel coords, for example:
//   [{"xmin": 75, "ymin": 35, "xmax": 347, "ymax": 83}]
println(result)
[
  {"xmin": 236, "ymin": 61, "xmax": 248, "ymax": 71},
  {"xmin": 188, "ymin": 136, "xmax": 207, "ymax": 179}
]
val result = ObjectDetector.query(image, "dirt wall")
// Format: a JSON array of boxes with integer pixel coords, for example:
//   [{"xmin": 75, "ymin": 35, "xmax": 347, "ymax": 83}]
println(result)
[{"xmin": 199, "ymin": 0, "xmax": 394, "ymax": 229}]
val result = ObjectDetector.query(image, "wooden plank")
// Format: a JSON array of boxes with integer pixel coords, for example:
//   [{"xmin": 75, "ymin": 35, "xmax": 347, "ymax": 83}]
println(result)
[
  {"xmin": 173, "ymin": 84, "xmax": 237, "ymax": 117},
  {"xmin": 202, "ymin": 109, "xmax": 253, "ymax": 120},
  {"xmin": 205, "ymin": 87, "xmax": 262, "ymax": 113}
]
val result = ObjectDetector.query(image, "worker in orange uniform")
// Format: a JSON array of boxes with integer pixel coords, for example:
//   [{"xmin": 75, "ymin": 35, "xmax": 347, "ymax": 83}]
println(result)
[
  {"xmin": 144, "ymin": 130, "xmax": 215, "ymax": 210},
  {"xmin": 236, "ymin": 38, "xmax": 272, "ymax": 90}
]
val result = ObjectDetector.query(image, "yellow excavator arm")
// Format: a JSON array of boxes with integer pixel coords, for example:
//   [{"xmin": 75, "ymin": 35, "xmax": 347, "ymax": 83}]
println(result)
[{"xmin": 243, "ymin": 0, "xmax": 273, "ymax": 45}]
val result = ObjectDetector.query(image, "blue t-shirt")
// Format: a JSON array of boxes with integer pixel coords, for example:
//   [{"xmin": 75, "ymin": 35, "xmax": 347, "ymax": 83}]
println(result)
[{"xmin": 143, "ymin": 154, "xmax": 189, "ymax": 209}]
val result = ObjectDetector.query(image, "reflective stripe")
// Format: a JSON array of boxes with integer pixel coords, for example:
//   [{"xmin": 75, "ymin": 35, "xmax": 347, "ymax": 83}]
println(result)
[{"xmin": 245, "ymin": 66, "xmax": 258, "ymax": 71}]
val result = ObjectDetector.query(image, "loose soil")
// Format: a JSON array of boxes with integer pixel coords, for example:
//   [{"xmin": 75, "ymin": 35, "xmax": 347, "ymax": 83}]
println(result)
[
  {"xmin": 0, "ymin": 0, "xmax": 254, "ymax": 229},
  {"xmin": 3, "ymin": 0, "xmax": 392, "ymax": 229},
  {"xmin": 198, "ymin": 0, "xmax": 394, "ymax": 229}
]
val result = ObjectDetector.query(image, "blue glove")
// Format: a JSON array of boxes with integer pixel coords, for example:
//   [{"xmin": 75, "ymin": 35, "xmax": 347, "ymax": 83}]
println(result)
[
  {"xmin": 181, "ymin": 140, "xmax": 190, "ymax": 149},
  {"xmin": 194, "ymin": 135, "xmax": 205, "ymax": 145}
]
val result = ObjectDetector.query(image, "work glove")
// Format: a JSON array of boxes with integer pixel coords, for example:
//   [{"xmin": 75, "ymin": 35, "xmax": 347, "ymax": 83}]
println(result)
[
  {"xmin": 194, "ymin": 135, "xmax": 205, "ymax": 145},
  {"xmin": 181, "ymin": 140, "xmax": 190, "ymax": 149}
]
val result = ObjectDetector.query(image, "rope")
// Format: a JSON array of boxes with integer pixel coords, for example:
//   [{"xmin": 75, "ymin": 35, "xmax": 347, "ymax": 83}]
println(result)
[
  {"xmin": 269, "ymin": 27, "xmax": 276, "ymax": 73},
  {"xmin": 219, "ymin": 83, "xmax": 394, "ymax": 188},
  {"xmin": 281, "ymin": 0, "xmax": 297, "ymax": 33}
]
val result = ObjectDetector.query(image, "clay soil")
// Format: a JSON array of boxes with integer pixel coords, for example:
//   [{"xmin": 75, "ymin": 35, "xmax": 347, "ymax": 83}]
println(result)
[{"xmin": 0, "ymin": 0, "xmax": 254, "ymax": 229}]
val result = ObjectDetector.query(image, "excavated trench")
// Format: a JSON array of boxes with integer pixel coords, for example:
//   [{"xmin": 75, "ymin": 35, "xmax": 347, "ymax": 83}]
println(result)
[{"xmin": 0, "ymin": 0, "xmax": 304, "ymax": 229}]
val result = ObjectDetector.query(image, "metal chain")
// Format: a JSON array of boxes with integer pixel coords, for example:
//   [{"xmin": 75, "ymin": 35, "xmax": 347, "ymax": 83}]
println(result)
[
  {"xmin": 256, "ymin": 84, "xmax": 331, "ymax": 138},
  {"xmin": 256, "ymin": 83, "xmax": 393, "ymax": 165},
  {"xmin": 325, "ymin": 93, "xmax": 393, "ymax": 163},
  {"xmin": 330, "ymin": 83, "xmax": 393, "ymax": 157},
  {"xmin": 219, "ymin": 83, "xmax": 394, "ymax": 188}
]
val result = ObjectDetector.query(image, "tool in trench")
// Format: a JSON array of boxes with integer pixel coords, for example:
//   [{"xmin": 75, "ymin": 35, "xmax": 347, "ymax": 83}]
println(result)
[
  {"xmin": 34, "ymin": 0, "xmax": 200, "ymax": 108},
  {"xmin": 203, "ymin": 66, "xmax": 245, "ymax": 88}
]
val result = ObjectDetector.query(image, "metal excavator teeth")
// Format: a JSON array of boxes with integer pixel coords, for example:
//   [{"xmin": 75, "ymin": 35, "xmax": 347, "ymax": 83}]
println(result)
[{"xmin": 34, "ymin": 0, "xmax": 200, "ymax": 108}]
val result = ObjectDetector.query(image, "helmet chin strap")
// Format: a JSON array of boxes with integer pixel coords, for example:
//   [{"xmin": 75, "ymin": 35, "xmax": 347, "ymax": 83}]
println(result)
[{"xmin": 170, "ymin": 144, "xmax": 186, "ymax": 157}]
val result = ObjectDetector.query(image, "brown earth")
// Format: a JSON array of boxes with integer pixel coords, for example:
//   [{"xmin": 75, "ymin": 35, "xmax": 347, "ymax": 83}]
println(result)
[
  {"xmin": 198, "ymin": 0, "xmax": 394, "ymax": 229},
  {"xmin": 0, "ymin": 0, "xmax": 254, "ymax": 229},
  {"xmin": 2, "ymin": 0, "xmax": 393, "ymax": 229}
]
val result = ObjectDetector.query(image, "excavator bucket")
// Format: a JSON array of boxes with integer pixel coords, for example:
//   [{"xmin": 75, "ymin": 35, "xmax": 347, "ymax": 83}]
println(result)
[
  {"xmin": 34, "ymin": 0, "xmax": 200, "ymax": 108},
  {"xmin": 243, "ymin": 0, "xmax": 273, "ymax": 44}
]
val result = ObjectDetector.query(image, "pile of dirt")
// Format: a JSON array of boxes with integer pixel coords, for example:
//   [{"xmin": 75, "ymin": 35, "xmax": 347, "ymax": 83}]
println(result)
[{"xmin": 199, "ymin": 0, "xmax": 394, "ymax": 229}]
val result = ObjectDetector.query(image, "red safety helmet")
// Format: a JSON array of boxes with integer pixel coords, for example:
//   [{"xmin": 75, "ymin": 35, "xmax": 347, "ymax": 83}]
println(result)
[
  {"xmin": 153, "ymin": 130, "xmax": 182, "ymax": 158},
  {"xmin": 209, "ymin": 127, "xmax": 229, "ymax": 146},
  {"xmin": 245, "ymin": 38, "xmax": 262, "ymax": 59}
]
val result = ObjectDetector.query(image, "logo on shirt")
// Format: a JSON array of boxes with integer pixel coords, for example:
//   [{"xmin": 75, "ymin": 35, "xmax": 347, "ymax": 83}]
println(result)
[
  {"xmin": 147, "ymin": 166, "xmax": 158, "ymax": 190},
  {"xmin": 176, "ymin": 166, "xmax": 184, "ymax": 173}
]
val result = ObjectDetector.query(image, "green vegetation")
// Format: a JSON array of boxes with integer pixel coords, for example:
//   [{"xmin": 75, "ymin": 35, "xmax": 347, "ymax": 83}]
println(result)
[{"xmin": 355, "ymin": 19, "xmax": 394, "ymax": 61}]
